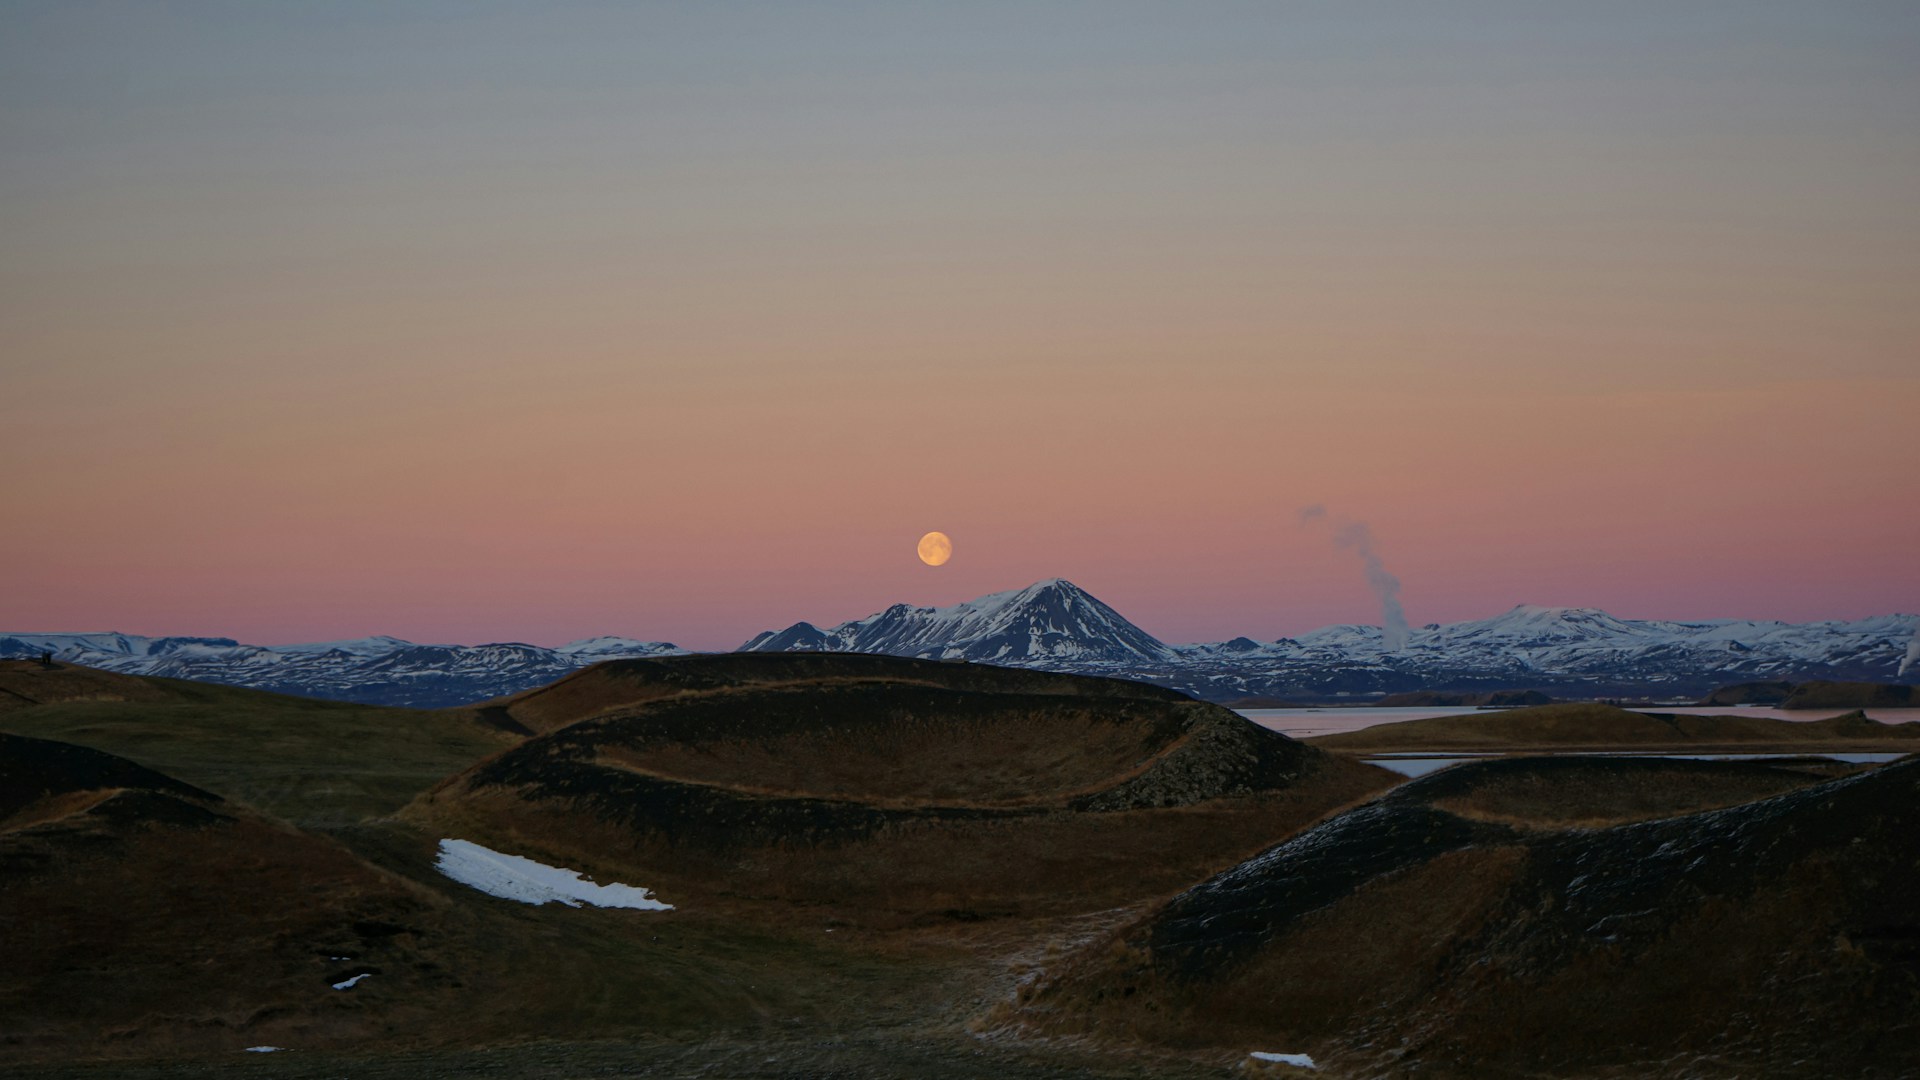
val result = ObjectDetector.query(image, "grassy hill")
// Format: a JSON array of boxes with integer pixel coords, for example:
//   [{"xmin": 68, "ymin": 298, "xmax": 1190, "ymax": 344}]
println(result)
[
  {"xmin": 0, "ymin": 655, "xmax": 1389, "ymax": 1070},
  {"xmin": 1698, "ymin": 680, "xmax": 1918, "ymax": 709},
  {"xmin": 1306, "ymin": 701, "xmax": 1920, "ymax": 754},
  {"xmin": 0, "ymin": 732, "xmax": 453, "ymax": 1056},
  {"xmin": 1008, "ymin": 754, "xmax": 1920, "ymax": 1078},
  {"xmin": 7, "ymin": 654, "xmax": 1911, "ymax": 1076},
  {"xmin": 471, "ymin": 650, "xmax": 1193, "ymax": 736},
  {"xmin": 1781, "ymin": 680, "xmax": 1919, "ymax": 709},
  {"xmin": 0, "ymin": 728, "xmax": 970, "ymax": 1066},
  {"xmin": 410, "ymin": 675, "xmax": 1394, "ymax": 926},
  {"xmin": 0, "ymin": 660, "xmax": 513, "ymax": 827}
]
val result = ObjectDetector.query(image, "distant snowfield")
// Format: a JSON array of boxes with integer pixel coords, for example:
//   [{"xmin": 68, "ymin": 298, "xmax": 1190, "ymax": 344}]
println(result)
[{"xmin": 435, "ymin": 838, "xmax": 673, "ymax": 910}]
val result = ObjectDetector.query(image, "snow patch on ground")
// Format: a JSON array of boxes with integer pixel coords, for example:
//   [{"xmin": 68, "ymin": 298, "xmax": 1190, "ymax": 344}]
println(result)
[
  {"xmin": 243, "ymin": 1046, "xmax": 283, "ymax": 1053},
  {"xmin": 435, "ymin": 838, "xmax": 674, "ymax": 910},
  {"xmin": 1249, "ymin": 1051, "xmax": 1317, "ymax": 1069},
  {"xmin": 331, "ymin": 973, "xmax": 371, "ymax": 990}
]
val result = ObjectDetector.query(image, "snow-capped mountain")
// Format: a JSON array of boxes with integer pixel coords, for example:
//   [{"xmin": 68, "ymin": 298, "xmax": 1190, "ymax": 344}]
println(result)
[
  {"xmin": 740, "ymin": 588, "xmax": 1919, "ymax": 701},
  {"xmin": 0, "ymin": 632, "xmax": 683, "ymax": 707},
  {"xmin": 1170, "ymin": 604, "xmax": 1918, "ymax": 700},
  {"xmin": 740, "ymin": 579, "xmax": 1174, "ymax": 666},
  {"xmin": 1256, "ymin": 605, "xmax": 1913, "ymax": 679},
  {"xmin": 7, "ymin": 585, "xmax": 1913, "ymax": 707}
]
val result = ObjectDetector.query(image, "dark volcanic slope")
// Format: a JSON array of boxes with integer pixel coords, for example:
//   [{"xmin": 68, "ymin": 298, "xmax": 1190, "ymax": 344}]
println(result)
[
  {"xmin": 412, "ymin": 666, "xmax": 1393, "ymax": 924},
  {"xmin": 0, "ymin": 733, "xmax": 449, "ymax": 1058},
  {"xmin": 0, "ymin": 730, "xmax": 219, "ymax": 826},
  {"xmin": 1018, "ymin": 754, "xmax": 1920, "ymax": 1079},
  {"xmin": 482, "ymin": 650, "xmax": 1191, "ymax": 736}
]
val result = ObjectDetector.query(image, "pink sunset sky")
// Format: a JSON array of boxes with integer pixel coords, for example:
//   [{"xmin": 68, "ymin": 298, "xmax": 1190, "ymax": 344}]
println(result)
[{"xmin": 3, "ymin": 3, "xmax": 1916, "ymax": 651}]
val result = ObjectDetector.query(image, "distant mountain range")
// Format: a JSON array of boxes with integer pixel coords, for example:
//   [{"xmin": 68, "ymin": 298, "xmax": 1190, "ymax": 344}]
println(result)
[
  {"xmin": 740, "ymin": 579, "xmax": 1918, "ymax": 702},
  {"xmin": 7, "ymin": 578, "xmax": 1914, "ymax": 707},
  {"xmin": 0, "ymin": 632, "xmax": 683, "ymax": 708}
]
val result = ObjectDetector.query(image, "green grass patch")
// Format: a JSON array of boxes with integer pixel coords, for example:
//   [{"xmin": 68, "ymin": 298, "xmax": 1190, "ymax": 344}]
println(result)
[{"xmin": 0, "ymin": 680, "xmax": 509, "ymax": 827}]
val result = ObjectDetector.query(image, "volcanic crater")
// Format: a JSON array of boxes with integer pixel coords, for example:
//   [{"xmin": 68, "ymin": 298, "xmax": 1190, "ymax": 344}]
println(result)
[{"xmin": 410, "ymin": 655, "xmax": 1394, "ymax": 923}]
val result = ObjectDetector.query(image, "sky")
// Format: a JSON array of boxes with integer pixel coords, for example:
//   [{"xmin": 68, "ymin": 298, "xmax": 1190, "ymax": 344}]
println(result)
[{"xmin": 3, "ymin": 1, "xmax": 1917, "ymax": 650}]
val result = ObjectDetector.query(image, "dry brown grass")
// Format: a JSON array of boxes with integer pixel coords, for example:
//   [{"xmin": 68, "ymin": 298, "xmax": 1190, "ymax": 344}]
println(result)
[
  {"xmin": 409, "ymin": 760, "xmax": 1391, "ymax": 929},
  {"xmin": 15, "ymin": 653, "xmax": 1915, "ymax": 1076},
  {"xmin": 0, "ymin": 660, "xmax": 1377, "ymax": 1072},
  {"xmin": 1, "ymin": 796, "xmax": 452, "ymax": 1059},
  {"xmin": 406, "ymin": 670, "xmax": 1398, "ymax": 927},
  {"xmin": 0, "ymin": 733, "xmax": 995, "ymax": 1067},
  {"xmin": 1014, "ymin": 845, "xmax": 1528, "ymax": 1067},
  {"xmin": 590, "ymin": 700, "xmax": 1184, "ymax": 807},
  {"xmin": 0, "ymin": 674, "xmax": 513, "ymax": 828},
  {"xmin": 1011, "ymin": 758, "xmax": 1920, "ymax": 1078}
]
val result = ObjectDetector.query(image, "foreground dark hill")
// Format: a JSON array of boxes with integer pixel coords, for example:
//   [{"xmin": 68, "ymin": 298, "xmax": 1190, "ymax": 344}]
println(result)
[
  {"xmin": 412, "ymin": 658, "xmax": 1394, "ymax": 925},
  {"xmin": 1012, "ymin": 754, "xmax": 1920, "ymax": 1078},
  {"xmin": 0, "ymin": 733, "xmax": 451, "ymax": 1057},
  {"xmin": 1307, "ymin": 701, "xmax": 1920, "ymax": 753},
  {"xmin": 0, "ymin": 731, "xmax": 986, "ymax": 1071}
]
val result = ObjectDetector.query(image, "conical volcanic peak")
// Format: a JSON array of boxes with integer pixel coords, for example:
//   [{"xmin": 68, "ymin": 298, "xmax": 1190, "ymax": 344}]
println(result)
[{"xmin": 739, "ymin": 579, "xmax": 1173, "ymax": 666}]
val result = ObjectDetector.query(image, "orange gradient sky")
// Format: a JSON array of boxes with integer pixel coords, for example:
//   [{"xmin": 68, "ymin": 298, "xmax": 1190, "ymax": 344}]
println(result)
[{"xmin": 3, "ymin": 3, "xmax": 1916, "ymax": 649}]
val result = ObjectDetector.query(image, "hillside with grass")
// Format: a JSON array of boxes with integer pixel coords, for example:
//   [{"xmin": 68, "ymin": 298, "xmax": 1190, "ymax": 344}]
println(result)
[
  {"xmin": 0, "ymin": 656, "xmax": 1391, "ymax": 1071},
  {"xmin": 471, "ymin": 650, "xmax": 1194, "ymax": 736},
  {"xmin": 1307, "ymin": 701, "xmax": 1920, "ymax": 754},
  {"xmin": 6, "ymin": 655, "xmax": 1912, "ymax": 1077},
  {"xmin": 0, "ymin": 660, "xmax": 514, "ymax": 827},
  {"xmin": 0, "ymin": 732, "xmax": 454, "ymax": 1056},
  {"xmin": 1009, "ymin": 755, "xmax": 1920, "ymax": 1078}
]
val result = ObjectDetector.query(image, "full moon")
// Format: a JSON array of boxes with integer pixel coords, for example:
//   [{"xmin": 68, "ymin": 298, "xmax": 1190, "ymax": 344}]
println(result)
[{"xmin": 917, "ymin": 531, "xmax": 952, "ymax": 567}]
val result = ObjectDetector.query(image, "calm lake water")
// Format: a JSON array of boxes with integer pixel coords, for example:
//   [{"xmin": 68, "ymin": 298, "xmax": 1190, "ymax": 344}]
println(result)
[{"xmin": 1234, "ymin": 705, "xmax": 1920, "ymax": 740}]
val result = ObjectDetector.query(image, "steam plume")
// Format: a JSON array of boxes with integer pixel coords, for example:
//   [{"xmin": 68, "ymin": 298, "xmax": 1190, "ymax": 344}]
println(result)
[
  {"xmin": 1299, "ymin": 506, "xmax": 1410, "ymax": 652},
  {"xmin": 1900, "ymin": 624, "xmax": 1920, "ymax": 679}
]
